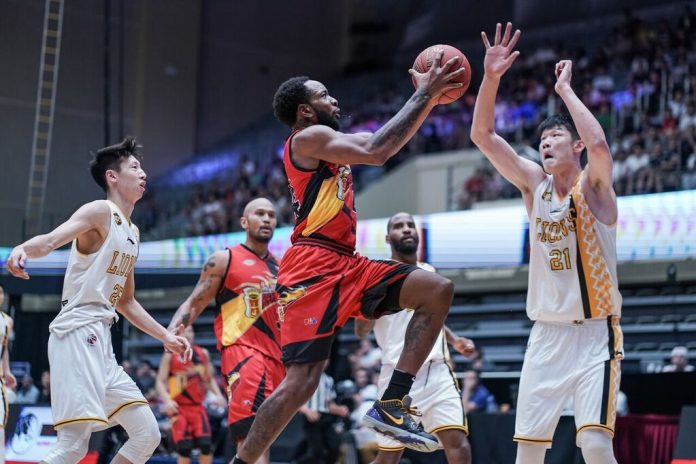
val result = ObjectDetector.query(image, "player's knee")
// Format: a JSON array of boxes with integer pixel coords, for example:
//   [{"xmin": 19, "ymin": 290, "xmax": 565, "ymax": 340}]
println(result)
[
  {"xmin": 118, "ymin": 406, "xmax": 162, "ymax": 462},
  {"xmin": 176, "ymin": 440, "xmax": 193, "ymax": 458},
  {"xmin": 578, "ymin": 429, "xmax": 615, "ymax": 463},
  {"xmin": 43, "ymin": 425, "xmax": 91, "ymax": 464},
  {"xmin": 197, "ymin": 437, "xmax": 212, "ymax": 455}
]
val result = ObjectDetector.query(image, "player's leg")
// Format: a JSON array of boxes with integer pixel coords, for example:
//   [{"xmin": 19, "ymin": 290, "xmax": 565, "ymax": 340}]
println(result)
[
  {"xmin": 192, "ymin": 407, "xmax": 213, "ymax": 464},
  {"xmin": 172, "ymin": 414, "xmax": 193, "ymax": 464},
  {"xmin": 40, "ymin": 423, "xmax": 92, "ymax": 463},
  {"xmin": 175, "ymin": 439, "xmax": 193, "ymax": 464},
  {"xmin": 577, "ymin": 429, "xmax": 617, "ymax": 464},
  {"xmin": 110, "ymin": 404, "xmax": 161, "ymax": 464},
  {"xmin": 370, "ymin": 448, "xmax": 403, "ymax": 464},
  {"xmin": 236, "ymin": 439, "xmax": 270, "ymax": 464},
  {"xmin": 375, "ymin": 268, "xmax": 453, "ymax": 400},
  {"xmin": 235, "ymin": 360, "xmax": 325, "ymax": 463},
  {"xmin": 196, "ymin": 437, "xmax": 213, "ymax": 464},
  {"xmin": 436, "ymin": 429, "xmax": 471, "ymax": 463},
  {"xmin": 515, "ymin": 443, "xmax": 547, "ymax": 464},
  {"xmin": 573, "ymin": 320, "xmax": 622, "ymax": 464},
  {"xmin": 362, "ymin": 264, "xmax": 452, "ymax": 451},
  {"xmin": 514, "ymin": 322, "xmax": 573, "ymax": 463}
]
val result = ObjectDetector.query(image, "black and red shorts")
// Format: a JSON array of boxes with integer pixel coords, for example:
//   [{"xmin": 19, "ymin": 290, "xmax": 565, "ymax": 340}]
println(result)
[
  {"xmin": 222, "ymin": 343, "xmax": 286, "ymax": 441},
  {"xmin": 170, "ymin": 404, "xmax": 211, "ymax": 444},
  {"xmin": 277, "ymin": 243, "xmax": 417, "ymax": 365}
]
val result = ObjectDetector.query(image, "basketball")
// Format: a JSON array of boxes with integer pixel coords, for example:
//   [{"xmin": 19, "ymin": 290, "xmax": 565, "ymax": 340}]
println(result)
[{"xmin": 412, "ymin": 44, "xmax": 471, "ymax": 104}]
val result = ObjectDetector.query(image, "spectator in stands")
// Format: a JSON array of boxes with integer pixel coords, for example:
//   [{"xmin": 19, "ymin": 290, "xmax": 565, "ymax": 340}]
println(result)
[
  {"xmin": 135, "ymin": 359, "xmax": 157, "ymax": 400},
  {"xmin": 662, "ymin": 346, "xmax": 695, "ymax": 372},
  {"xmin": 295, "ymin": 367, "xmax": 350, "ymax": 464},
  {"xmin": 38, "ymin": 370, "xmax": 51, "ymax": 403},
  {"xmin": 348, "ymin": 338, "xmax": 382, "ymax": 372},
  {"xmin": 15, "ymin": 374, "xmax": 39, "ymax": 404},
  {"xmin": 679, "ymin": 101, "xmax": 696, "ymax": 130},
  {"xmin": 461, "ymin": 370, "xmax": 497, "ymax": 413},
  {"xmin": 121, "ymin": 360, "xmax": 135, "ymax": 379}
]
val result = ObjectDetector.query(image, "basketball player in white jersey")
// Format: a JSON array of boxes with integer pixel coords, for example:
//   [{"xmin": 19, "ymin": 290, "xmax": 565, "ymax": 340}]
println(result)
[
  {"xmin": 0, "ymin": 283, "xmax": 17, "ymax": 463},
  {"xmin": 471, "ymin": 23, "xmax": 622, "ymax": 464},
  {"xmin": 5, "ymin": 137, "xmax": 192, "ymax": 464},
  {"xmin": 355, "ymin": 212, "xmax": 475, "ymax": 464}
]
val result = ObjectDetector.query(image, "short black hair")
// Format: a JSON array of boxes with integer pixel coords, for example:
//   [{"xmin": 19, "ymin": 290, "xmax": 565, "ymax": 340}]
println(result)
[
  {"xmin": 89, "ymin": 136, "xmax": 142, "ymax": 192},
  {"xmin": 537, "ymin": 114, "xmax": 580, "ymax": 140},
  {"xmin": 273, "ymin": 76, "xmax": 310, "ymax": 127},
  {"xmin": 538, "ymin": 114, "xmax": 587, "ymax": 164}
]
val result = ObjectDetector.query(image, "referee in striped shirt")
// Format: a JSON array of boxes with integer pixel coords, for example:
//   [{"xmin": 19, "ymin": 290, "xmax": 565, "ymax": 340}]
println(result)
[{"xmin": 296, "ymin": 368, "xmax": 350, "ymax": 463}]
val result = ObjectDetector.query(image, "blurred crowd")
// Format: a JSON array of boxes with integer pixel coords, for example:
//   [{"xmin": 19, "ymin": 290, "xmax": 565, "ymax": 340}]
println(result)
[
  {"xmin": 458, "ymin": 6, "xmax": 696, "ymax": 208},
  {"xmin": 134, "ymin": 6, "xmax": 696, "ymax": 239}
]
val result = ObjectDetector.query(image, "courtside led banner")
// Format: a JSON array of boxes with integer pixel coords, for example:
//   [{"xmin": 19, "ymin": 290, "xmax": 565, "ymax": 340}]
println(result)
[{"xmin": 1, "ymin": 190, "xmax": 695, "ymax": 273}]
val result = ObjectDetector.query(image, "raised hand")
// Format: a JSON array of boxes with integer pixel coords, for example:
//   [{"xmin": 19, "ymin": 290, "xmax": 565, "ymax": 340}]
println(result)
[
  {"xmin": 481, "ymin": 22, "xmax": 521, "ymax": 79},
  {"xmin": 554, "ymin": 60, "xmax": 573, "ymax": 93},
  {"xmin": 409, "ymin": 49, "xmax": 466, "ymax": 106}
]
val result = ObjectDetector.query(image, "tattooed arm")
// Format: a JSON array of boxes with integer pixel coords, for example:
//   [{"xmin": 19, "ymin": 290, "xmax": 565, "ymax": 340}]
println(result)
[
  {"xmin": 291, "ymin": 50, "xmax": 466, "ymax": 168},
  {"xmin": 167, "ymin": 250, "xmax": 229, "ymax": 331}
]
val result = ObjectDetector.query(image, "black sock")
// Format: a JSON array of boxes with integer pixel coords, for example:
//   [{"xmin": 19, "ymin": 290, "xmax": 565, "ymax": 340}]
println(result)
[
  {"xmin": 231, "ymin": 456, "xmax": 248, "ymax": 464},
  {"xmin": 381, "ymin": 369, "xmax": 415, "ymax": 401}
]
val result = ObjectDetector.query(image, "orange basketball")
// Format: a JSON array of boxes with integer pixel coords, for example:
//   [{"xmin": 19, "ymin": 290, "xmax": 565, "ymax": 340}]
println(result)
[{"xmin": 412, "ymin": 44, "xmax": 471, "ymax": 104}]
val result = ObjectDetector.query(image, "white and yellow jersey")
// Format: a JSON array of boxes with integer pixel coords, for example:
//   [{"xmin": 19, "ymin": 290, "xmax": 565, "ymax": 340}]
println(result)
[
  {"xmin": 527, "ymin": 174, "xmax": 621, "ymax": 321},
  {"xmin": 49, "ymin": 201, "xmax": 139, "ymax": 336},
  {"xmin": 373, "ymin": 262, "xmax": 449, "ymax": 371},
  {"xmin": 0, "ymin": 312, "xmax": 11, "ymax": 377}
]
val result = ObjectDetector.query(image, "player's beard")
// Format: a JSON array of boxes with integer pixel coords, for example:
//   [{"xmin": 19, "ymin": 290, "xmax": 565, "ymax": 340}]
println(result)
[
  {"xmin": 313, "ymin": 106, "xmax": 341, "ymax": 131},
  {"xmin": 393, "ymin": 237, "xmax": 418, "ymax": 255}
]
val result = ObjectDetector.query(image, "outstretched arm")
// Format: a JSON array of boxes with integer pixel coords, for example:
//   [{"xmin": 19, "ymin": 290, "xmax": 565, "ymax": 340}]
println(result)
[
  {"xmin": 168, "ymin": 250, "xmax": 229, "ymax": 331},
  {"xmin": 444, "ymin": 325, "xmax": 476, "ymax": 356},
  {"xmin": 553, "ymin": 60, "xmax": 617, "ymax": 222},
  {"xmin": 155, "ymin": 352, "xmax": 179, "ymax": 416},
  {"xmin": 117, "ymin": 272, "xmax": 192, "ymax": 358},
  {"xmin": 5, "ymin": 201, "xmax": 110, "ymax": 279},
  {"xmin": 471, "ymin": 23, "xmax": 545, "ymax": 202},
  {"xmin": 294, "ymin": 51, "xmax": 466, "ymax": 167},
  {"xmin": 203, "ymin": 348, "xmax": 226, "ymax": 407}
]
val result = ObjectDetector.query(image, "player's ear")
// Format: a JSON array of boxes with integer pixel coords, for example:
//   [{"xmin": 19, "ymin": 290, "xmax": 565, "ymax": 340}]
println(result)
[
  {"xmin": 105, "ymin": 169, "xmax": 118, "ymax": 185},
  {"xmin": 298, "ymin": 103, "xmax": 314, "ymax": 120},
  {"xmin": 573, "ymin": 139, "xmax": 585, "ymax": 155},
  {"xmin": 385, "ymin": 234, "xmax": 390, "ymax": 245},
  {"xmin": 240, "ymin": 216, "xmax": 248, "ymax": 231}
]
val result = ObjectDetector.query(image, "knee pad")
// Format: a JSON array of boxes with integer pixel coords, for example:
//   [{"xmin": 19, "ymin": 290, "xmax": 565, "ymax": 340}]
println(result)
[
  {"xmin": 115, "ymin": 405, "xmax": 162, "ymax": 464},
  {"xmin": 197, "ymin": 436, "xmax": 212, "ymax": 455},
  {"xmin": 176, "ymin": 439, "xmax": 194, "ymax": 458},
  {"xmin": 42, "ymin": 424, "xmax": 92, "ymax": 464}
]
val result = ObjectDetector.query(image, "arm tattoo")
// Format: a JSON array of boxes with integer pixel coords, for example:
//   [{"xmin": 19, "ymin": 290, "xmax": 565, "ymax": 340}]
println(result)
[
  {"xmin": 181, "ymin": 313, "xmax": 190, "ymax": 327},
  {"xmin": 370, "ymin": 90, "xmax": 430, "ymax": 150}
]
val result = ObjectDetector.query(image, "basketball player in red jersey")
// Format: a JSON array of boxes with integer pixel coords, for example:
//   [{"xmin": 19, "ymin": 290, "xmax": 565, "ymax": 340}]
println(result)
[
  {"xmin": 156, "ymin": 325, "xmax": 225, "ymax": 464},
  {"xmin": 168, "ymin": 197, "xmax": 281, "ymax": 464},
  {"xmin": 230, "ymin": 51, "xmax": 465, "ymax": 464}
]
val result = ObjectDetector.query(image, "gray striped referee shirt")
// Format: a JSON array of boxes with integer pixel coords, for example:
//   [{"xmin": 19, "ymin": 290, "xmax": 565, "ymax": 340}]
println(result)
[{"xmin": 306, "ymin": 372, "xmax": 336, "ymax": 413}]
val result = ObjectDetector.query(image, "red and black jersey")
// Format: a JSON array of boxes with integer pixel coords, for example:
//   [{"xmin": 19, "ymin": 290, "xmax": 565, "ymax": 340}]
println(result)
[
  {"xmin": 168, "ymin": 344, "xmax": 209, "ymax": 406},
  {"xmin": 214, "ymin": 244, "xmax": 281, "ymax": 359},
  {"xmin": 283, "ymin": 130, "xmax": 357, "ymax": 254}
]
